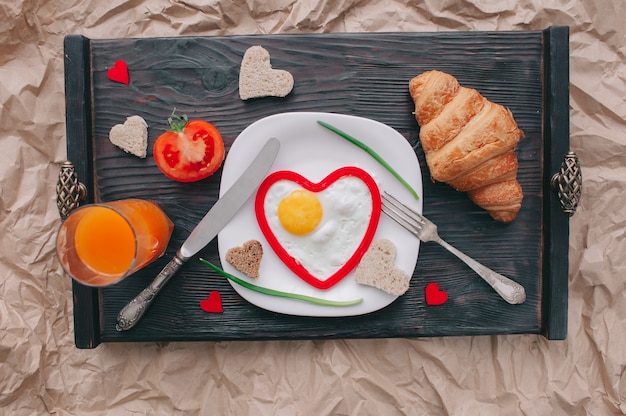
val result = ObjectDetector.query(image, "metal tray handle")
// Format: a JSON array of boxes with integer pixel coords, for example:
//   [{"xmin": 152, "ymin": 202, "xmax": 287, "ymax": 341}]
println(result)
[
  {"xmin": 550, "ymin": 151, "xmax": 582, "ymax": 216},
  {"xmin": 56, "ymin": 161, "xmax": 87, "ymax": 220}
]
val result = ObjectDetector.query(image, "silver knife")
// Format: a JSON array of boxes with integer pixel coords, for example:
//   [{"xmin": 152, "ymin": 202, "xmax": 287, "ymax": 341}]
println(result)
[{"xmin": 116, "ymin": 137, "xmax": 280, "ymax": 331}]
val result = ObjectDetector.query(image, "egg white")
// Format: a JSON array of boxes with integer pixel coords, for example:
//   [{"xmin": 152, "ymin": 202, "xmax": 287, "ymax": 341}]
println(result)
[{"xmin": 263, "ymin": 176, "xmax": 373, "ymax": 281}]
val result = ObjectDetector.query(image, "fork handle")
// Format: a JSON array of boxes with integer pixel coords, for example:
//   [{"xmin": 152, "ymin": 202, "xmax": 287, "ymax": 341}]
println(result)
[{"xmin": 436, "ymin": 238, "xmax": 526, "ymax": 304}]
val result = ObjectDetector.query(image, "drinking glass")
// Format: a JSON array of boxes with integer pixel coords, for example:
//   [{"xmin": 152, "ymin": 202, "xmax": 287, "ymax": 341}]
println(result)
[{"xmin": 56, "ymin": 199, "xmax": 174, "ymax": 287}]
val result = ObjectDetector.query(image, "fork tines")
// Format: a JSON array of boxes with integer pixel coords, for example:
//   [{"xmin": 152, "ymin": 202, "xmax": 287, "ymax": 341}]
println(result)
[{"xmin": 381, "ymin": 192, "xmax": 424, "ymax": 237}]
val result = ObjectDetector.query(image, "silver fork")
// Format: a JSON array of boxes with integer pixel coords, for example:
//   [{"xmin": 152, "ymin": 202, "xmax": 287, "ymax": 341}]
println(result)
[{"xmin": 381, "ymin": 192, "xmax": 526, "ymax": 304}]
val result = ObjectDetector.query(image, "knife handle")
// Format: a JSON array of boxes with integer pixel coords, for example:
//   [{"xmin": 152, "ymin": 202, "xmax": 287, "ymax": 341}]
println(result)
[{"xmin": 115, "ymin": 255, "xmax": 185, "ymax": 331}]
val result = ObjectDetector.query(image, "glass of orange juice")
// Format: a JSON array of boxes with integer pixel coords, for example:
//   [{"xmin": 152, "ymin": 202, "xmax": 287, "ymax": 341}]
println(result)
[{"xmin": 56, "ymin": 199, "xmax": 174, "ymax": 287}]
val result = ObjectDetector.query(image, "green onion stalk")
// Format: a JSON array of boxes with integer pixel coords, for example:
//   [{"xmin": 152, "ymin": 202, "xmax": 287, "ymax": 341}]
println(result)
[
  {"xmin": 317, "ymin": 120, "xmax": 419, "ymax": 200},
  {"xmin": 200, "ymin": 259, "xmax": 363, "ymax": 307}
]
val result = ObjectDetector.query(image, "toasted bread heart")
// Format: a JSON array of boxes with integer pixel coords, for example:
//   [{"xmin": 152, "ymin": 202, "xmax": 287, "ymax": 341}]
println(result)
[
  {"xmin": 239, "ymin": 46, "xmax": 294, "ymax": 100},
  {"xmin": 353, "ymin": 239, "xmax": 410, "ymax": 296},
  {"xmin": 226, "ymin": 240, "xmax": 263, "ymax": 278},
  {"xmin": 108, "ymin": 115, "xmax": 148, "ymax": 158}
]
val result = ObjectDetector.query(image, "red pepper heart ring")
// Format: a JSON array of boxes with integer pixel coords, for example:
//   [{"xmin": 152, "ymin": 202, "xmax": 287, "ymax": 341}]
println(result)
[{"xmin": 255, "ymin": 166, "xmax": 381, "ymax": 290}]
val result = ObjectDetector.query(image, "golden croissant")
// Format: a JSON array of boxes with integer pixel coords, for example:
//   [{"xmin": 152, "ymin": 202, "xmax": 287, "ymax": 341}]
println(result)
[{"xmin": 409, "ymin": 70, "xmax": 524, "ymax": 222}]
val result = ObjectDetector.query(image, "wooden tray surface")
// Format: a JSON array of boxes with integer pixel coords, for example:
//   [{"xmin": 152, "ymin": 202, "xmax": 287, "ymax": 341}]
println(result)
[{"xmin": 64, "ymin": 27, "xmax": 570, "ymax": 348}]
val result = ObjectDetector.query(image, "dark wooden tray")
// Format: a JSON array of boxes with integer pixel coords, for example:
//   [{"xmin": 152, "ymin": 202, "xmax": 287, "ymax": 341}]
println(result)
[{"xmin": 64, "ymin": 27, "xmax": 570, "ymax": 348}]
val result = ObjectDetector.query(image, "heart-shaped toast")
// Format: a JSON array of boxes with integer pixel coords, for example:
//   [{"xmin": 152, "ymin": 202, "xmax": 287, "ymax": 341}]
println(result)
[
  {"xmin": 226, "ymin": 240, "xmax": 263, "ymax": 278},
  {"xmin": 255, "ymin": 166, "xmax": 381, "ymax": 290},
  {"xmin": 239, "ymin": 46, "xmax": 294, "ymax": 100},
  {"xmin": 353, "ymin": 239, "xmax": 410, "ymax": 296},
  {"xmin": 108, "ymin": 116, "xmax": 148, "ymax": 158},
  {"xmin": 107, "ymin": 59, "xmax": 129, "ymax": 85}
]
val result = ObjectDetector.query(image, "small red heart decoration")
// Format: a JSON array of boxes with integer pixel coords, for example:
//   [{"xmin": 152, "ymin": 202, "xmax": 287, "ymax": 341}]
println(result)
[
  {"xmin": 200, "ymin": 291, "xmax": 223, "ymax": 313},
  {"xmin": 107, "ymin": 60, "xmax": 129, "ymax": 85},
  {"xmin": 425, "ymin": 282, "xmax": 448, "ymax": 306}
]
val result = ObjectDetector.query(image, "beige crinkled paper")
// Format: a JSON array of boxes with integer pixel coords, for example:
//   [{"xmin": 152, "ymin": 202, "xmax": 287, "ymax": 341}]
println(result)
[{"xmin": 1, "ymin": 0, "xmax": 625, "ymax": 414}]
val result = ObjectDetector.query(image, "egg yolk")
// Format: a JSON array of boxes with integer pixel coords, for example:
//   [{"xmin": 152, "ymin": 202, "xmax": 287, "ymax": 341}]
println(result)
[{"xmin": 277, "ymin": 189, "xmax": 323, "ymax": 235}]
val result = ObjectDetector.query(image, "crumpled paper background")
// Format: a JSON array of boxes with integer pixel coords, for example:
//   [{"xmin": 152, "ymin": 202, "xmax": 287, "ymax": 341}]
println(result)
[{"xmin": 1, "ymin": 0, "xmax": 625, "ymax": 414}]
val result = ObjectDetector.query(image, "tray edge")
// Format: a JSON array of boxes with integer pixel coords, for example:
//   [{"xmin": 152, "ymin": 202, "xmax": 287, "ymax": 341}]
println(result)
[
  {"xmin": 541, "ymin": 25, "xmax": 570, "ymax": 340},
  {"xmin": 64, "ymin": 34, "xmax": 102, "ymax": 349}
]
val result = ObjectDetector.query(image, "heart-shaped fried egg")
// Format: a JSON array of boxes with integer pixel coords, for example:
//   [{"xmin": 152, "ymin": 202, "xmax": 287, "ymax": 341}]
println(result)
[{"xmin": 255, "ymin": 167, "xmax": 381, "ymax": 289}]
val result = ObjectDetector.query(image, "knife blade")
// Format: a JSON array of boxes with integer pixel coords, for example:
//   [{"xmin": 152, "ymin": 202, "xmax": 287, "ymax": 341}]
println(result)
[{"xmin": 116, "ymin": 137, "xmax": 280, "ymax": 331}]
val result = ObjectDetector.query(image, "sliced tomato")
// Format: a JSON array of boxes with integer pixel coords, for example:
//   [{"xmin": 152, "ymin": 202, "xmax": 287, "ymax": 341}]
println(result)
[{"xmin": 153, "ymin": 111, "xmax": 225, "ymax": 182}]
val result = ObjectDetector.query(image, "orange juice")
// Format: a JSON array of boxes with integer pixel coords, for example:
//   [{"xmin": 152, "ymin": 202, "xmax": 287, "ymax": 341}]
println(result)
[
  {"xmin": 74, "ymin": 206, "xmax": 136, "ymax": 276},
  {"xmin": 57, "ymin": 199, "xmax": 174, "ymax": 287}
]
